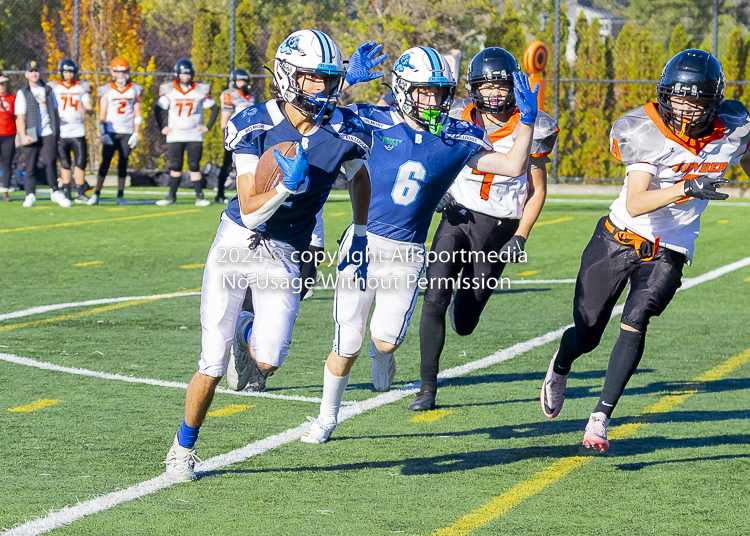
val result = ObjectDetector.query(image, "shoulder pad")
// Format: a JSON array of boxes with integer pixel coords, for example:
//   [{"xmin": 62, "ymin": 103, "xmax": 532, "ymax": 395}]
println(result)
[
  {"xmin": 449, "ymin": 98, "xmax": 472, "ymax": 120},
  {"xmin": 346, "ymin": 103, "xmax": 397, "ymax": 130},
  {"xmin": 158, "ymin": 81, "xmax": 172, "ymax": 96},
  {"xmin": 81, "ymin": 81, "xmax": 93, "ymax": 93},
  {"xmin": 331, "ymin": 107, "xmax": 373, "ymax": 154},
  {"xmin": 444, "ymin": 117, "xmax": 492, "ymax": 150},
  {"xmin": 225, "ymin": 102, "xmax": 270, "ymax": 151},
  {"xmin": 97, "ymin": 84, "xmax": 110, "ymax": 97},
  {"xmin": 131, "ymin": 83, "xmax": 143, "ymax": 96},
  {"xmin": 718, "ymin": 99, "xmax": 750, "ymax": 148},
  {"xmin": 47, "ymin": 80, "xmax": 58, "ymax": 90},
  {"xmin": 609, "ymin": 105, "xmax": 665, "ymax": 164},
  {"xmin": 531, "ymin": 111, "xmax": 559, "ymax": 156},
  {"xmin": 197, "ymin": 82, "xmax": 212, "ymax": 93}
]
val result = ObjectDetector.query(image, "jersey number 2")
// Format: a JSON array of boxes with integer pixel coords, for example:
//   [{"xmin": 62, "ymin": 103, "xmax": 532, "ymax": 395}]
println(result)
[{"xmin": 391, "ymin": 161, "xmax": 426, "ymax": 206}]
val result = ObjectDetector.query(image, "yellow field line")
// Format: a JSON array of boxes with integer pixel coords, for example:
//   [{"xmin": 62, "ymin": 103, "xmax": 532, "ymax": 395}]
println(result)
[
  {"xmin": 0, "ymin": 209, "xmax": 199, "ymax": 234},
  {"xmin": 73, "ymin": 261, "xmax": 103, "ymax": 267},
  {"xmin": 330, "ymin": 212, "xmax": 349, "ymax": 217},
  {"xmin": 430, "ymin": 347, "xmax": 750, "ymax": 536},
  {"xmin": 410, "ymin": 409, "xmax": 454, "ymax": 423},
  {"xmin": 207, "ymin": 404, "xmax": 256, "ymax": 417},
  {"xmin": 516, "ymin": 270, "xmax": 540, "ymax": 277},
  {"xmin": 535, "ymin": 216, "xmax": 574, "ymax": 227},
  {"xmin": 181, "ymin": 263, "xmax": 205, "ymax": 269},
  {"xmin": 8, "ymin": 399, "xmax": 60, "ymax": 412},
  {"xmin": 0, "ymin": 288, "xmax": 201, "ymax": 332}
]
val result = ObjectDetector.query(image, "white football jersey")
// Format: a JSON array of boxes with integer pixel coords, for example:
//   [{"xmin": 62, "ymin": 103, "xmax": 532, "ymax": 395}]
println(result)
[
  {"xmin": 220, "ymin": 87, "xmax": 255, "ymax": 119},
  {"xmin": 47, "ymin": 80, "xmax": 92, "ymax": 138},
  {"xmin": 157, "ymin": 81, "xmax": 215, "ymax": 142},
  {"xmin": 609, "ymin": 100, "xmax": 750, "ymax": 263},
  {"xmin": 448, "ymin": 99, "xmax": 559, "ymax": 219},
  {"xmin": 98, "ymin": 81, "xmax": 143, "ymax": 134}
]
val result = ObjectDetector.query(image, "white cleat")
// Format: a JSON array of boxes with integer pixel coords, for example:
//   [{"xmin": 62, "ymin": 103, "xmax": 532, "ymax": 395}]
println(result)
[
  {"xmin": 301, "ymin": 416, "xmax": 337, "ymax": 444},
  {"xmin": 541, "ymin": 351, "xmax": 568, "ymax": 418},
  {"xmin": 583, "ymin": 411, "xmax": 610, "ymax": 453},
  {"xmin": 23, "ymin": 193, "xmax": 36, "ymax": 207},
  {"xmin": 195, "ymin": 197, "xmax": 211, "ymax": 207},
  {"xmin": 87, "ymin": 193, "xmax": 100, "ymax": 205},
  {"xmin": 74, "ymin": 192, "xmax": 90, "ymax": 204},
  {"xmin": 156, "ymin": 197, "xmax": 176, "ymax": 206},
  {"xmin": 50, "ymin": 189, "xmax": 72, "ymax": 207},
  {"xmin": 372, "ymin": 351, "xmax": 396, "ymax": 392},
  {"xmin": 227, "ymin": 311, "xmax": 255, "ymax": 391},
  {"xmin": 165, "ymin": 435, "xmax": 200, "ymax": 482}
]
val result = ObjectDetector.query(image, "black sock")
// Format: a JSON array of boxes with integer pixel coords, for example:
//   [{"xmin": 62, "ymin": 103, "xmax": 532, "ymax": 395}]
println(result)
[
  {"xmin": 95, "ymin": 175, "xmax": 106, "ymax": 196},
  {"xmin": 553, "ymin": 327, "xmax": 581, "ymax": 374},
  {"xmin": 593, "ymin": 328, "xmax": 646, "ymax": 418},
  {"xmin": 168, "ymin": 175, "xmax": 181, "ymax": 199},
  {"xmin": 117, "ymin": 177, "xmax": 126, "ymax": 198},
  {"xmin": 419, "ymin": 301, "xmax": 448, "ymax": 394},
  {"xmin": 77, "ymin": 183, "xmax": 86, "ymax": 195},
  {"xmin": 193, "ymin": 180, "xmax": 203, "ymax": 198},
  {"xmin": 63, "ymin": 183, "xmax": 72, "ymax": 198}
]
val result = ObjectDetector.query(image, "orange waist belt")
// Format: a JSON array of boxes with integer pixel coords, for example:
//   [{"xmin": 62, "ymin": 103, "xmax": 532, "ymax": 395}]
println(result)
[{"xmin": 605, "ymin": 218, "xmax": 660, "ymax": 261}]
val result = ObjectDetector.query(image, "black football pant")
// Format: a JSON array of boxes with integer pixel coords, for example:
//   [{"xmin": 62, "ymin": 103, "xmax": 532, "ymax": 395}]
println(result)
[
  {"xmin": 217, "ymin": 148, "xmax": 233, "ymax": 199},
  {"xmin": 419, "ymin": 204, "xmax": 519, "ymax": 394},
  {"xmin": 554, "ymin": 216, "xmax": 685, "ymax": 417},
  {"xmin": 0, "ymin": 135, "xmax": 15, "ymax": 192},
  {"xmin": 23, "ymin": 134, "xmax": 58, "ymax": 195}
]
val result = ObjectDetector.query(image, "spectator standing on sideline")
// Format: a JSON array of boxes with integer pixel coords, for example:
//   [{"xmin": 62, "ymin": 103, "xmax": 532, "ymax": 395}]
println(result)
[
  {"xmin": 15, "ymin": 60, "xmax": 69, "ymax": 208},
  {"xmin": 0, "ymin": 71, "xmax": 17, "ymax": 202}
]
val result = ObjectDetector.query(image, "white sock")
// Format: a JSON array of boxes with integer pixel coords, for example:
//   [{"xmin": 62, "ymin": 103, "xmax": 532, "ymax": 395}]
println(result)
[{"xmin": 320, "ymin": 364, "xmax": 349, "ymax": 425}]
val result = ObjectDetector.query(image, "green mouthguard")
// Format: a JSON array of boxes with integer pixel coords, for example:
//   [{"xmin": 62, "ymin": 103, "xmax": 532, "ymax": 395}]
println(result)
[{"xmin": 421, "ymin": 110, "xmax": 443, "ymax": 135}]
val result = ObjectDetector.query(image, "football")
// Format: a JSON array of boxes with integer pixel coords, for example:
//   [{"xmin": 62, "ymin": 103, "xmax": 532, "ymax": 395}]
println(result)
[{"xmin": 254, "ymin": 141, "xmax": 297, "ymax": 194}]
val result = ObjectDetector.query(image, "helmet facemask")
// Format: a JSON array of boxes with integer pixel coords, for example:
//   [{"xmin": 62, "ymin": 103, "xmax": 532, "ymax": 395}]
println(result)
[
  {"xmin": 393, "ymin": 75, "xmax": 455, "ymax": 135},
  {"xmin": 468, "ymin": 80, "xmax": 515, "ymax": 114},
  {"xmin": 111, "ymin": 70, "xmax": 129, "ymax": 88},
  {"xmin": 657, "ymin": 88, "xmax": 721, "ymax": 138},
  {"xmin": 275, "ymin": 59, "xmax": 345, "ymax": 121}
]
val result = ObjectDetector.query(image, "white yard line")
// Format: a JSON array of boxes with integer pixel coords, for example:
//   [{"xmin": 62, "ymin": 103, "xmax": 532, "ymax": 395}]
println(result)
[
  {"xmin": 4, "ymin": 255, "xmax": 749, "ymax": 536},
  {"xmin": 0, "ymin": 353, "xmax": 340, "ymax": 405},
  {"xmin": 0, "ymin": 291, "xmax": 201, "ymax": 322}
]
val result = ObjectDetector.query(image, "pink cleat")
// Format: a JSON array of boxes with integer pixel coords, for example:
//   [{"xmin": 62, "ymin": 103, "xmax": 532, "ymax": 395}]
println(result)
[
  {"xmin": 582, "ymin": 411, "xmax": 610, "ymax": 452},
  {"xmin": 541, "ymin": 351, "xmax": 568, "ymax": 418}
]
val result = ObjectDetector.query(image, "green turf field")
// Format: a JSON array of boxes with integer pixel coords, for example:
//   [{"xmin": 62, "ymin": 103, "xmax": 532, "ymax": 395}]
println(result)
[{"xmin": 2, "ymin": 188, "xmax": 749, "ymax": 535}]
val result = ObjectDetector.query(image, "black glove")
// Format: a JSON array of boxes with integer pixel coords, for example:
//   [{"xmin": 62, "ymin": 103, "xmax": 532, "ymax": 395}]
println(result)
[
  {"xmin": 436, "ymin": 192, "xmax": 456, "ymax": 213},
  {"xmin": 499, "ymin": 235, "xmax": 526, "ymax": 263},
  {"xmin": 683, "ymin": 177, "xmax": 730, "ymax": 201}
]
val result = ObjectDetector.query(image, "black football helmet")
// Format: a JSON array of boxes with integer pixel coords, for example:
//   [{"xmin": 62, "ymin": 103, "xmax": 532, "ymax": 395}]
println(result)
[
  {"xmin": 174, "ymin": 59, "xmax": 195, "ymax": 82},
  {"xmin": 656, "ymin": 49, "xmax": 725, "ymax": 137},
  {"xmin": 230, "ymin": 68, "xmax": 251, "ymax": 93},
  {"xmin": 466, "ymin": 47, "xmax": 519, "ymax": 114},
  {"xmin": 58, "ymin": 58, "xmax": 78, "ymax": 80}
]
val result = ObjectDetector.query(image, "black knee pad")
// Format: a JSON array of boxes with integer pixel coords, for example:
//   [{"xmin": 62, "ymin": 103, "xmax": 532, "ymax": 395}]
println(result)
[
  {"xmin": 422, "ymin": 300, "xmax": 448, "ymax": 319},
  {"xmin": 449, "ymin": 301, "xmax": 479, "ymax": 336}
]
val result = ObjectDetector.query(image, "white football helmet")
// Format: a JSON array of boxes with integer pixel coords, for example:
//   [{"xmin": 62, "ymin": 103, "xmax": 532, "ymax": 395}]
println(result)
[
  {"xmin": 273, "ymin": 29, "xmax": 346, "ymax": 121},
  {"xmin": 391, "ymin": 46, "xmax": 457, "ymax": 134}
]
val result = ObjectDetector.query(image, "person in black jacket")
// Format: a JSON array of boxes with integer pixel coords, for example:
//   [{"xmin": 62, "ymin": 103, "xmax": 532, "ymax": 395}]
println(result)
[{"xmin": 15, "ymin": 60, "xmax": 68, "ymax": 208}]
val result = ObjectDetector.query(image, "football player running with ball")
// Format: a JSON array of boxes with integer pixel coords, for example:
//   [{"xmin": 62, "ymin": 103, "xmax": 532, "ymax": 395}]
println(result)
[
  {"xmin": 540, "ymin": 50, "xmax": 750, "ymax": 452},
  {"xmin": 164, "ymin": 30, "xmax": 373, "ymax": 482},
  {"xmin": 412, "ymin": 48, "xmax": 559, "ymax": 411},
  {"xmin": 48, "ymin": 59, "xmax": 94, "ymax": 203},
  {"xmin": 215, "ymin": 68, "xmax": 255, "ymax": 204},
  {"xmin": 155, "ymin": 59, "xmax": 220, "ymax": 207},
  {"xmin": 301, "ymin": 45, "xmax": 540, "ymax": 444},
  {"xmin": 89, "ymin": 57, "xmax": 143, "ymax": 205}
]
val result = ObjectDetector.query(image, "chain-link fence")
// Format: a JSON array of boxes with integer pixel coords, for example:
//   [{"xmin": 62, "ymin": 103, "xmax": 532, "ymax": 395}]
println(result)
[{"xmin": 1, "ymin": 0, "xmax": 748, "ymax": 186}]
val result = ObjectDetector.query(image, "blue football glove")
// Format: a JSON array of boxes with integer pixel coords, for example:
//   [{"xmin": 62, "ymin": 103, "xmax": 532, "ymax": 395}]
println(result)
[
  {"xmin": 338, "ymin": 233, "xmax": 368, "ymax": 291},
  {"xmin": 273, "ymin": 142, "xmax": 309, "ymax": 192},
  {"xmin": 346, "ymin": 41, "xmax": 388, "ymax": 86},
  {"xmin": 513, "ymin": 70, "xmax": 539, "ymax": 125},
  {"xmin": 99, "ymin": 123, "xmax": 114, "ymax": 146}
]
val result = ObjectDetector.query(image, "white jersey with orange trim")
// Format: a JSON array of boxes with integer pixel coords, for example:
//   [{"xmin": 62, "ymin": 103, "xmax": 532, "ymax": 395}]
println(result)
[
  {"xmin": 98, "ymin": 81, "xmax": 143, "ymax": 134},
  {"xmin": 447, "ymin": 99, "xmax": 559, "ymax": 219},
  {"xmin": 220, "ymin": 87, "xmax": 255, "ymax": 119},
  {"xmin": 608, "ymin": 100, "xmax": 750, "ymax": 263},
  {"xmin": 157, "ymin": 81, "xmax": 215, "ymax": 143},
  {"xmin": 47, "ymin": 80, "xmax": 92, "ymax": 138}
]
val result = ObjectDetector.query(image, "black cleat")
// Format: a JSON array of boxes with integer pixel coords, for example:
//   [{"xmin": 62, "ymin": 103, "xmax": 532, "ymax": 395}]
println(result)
[{"xmin": 408, "ymin": 390, "xmax": 436, "ymax": 411}]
